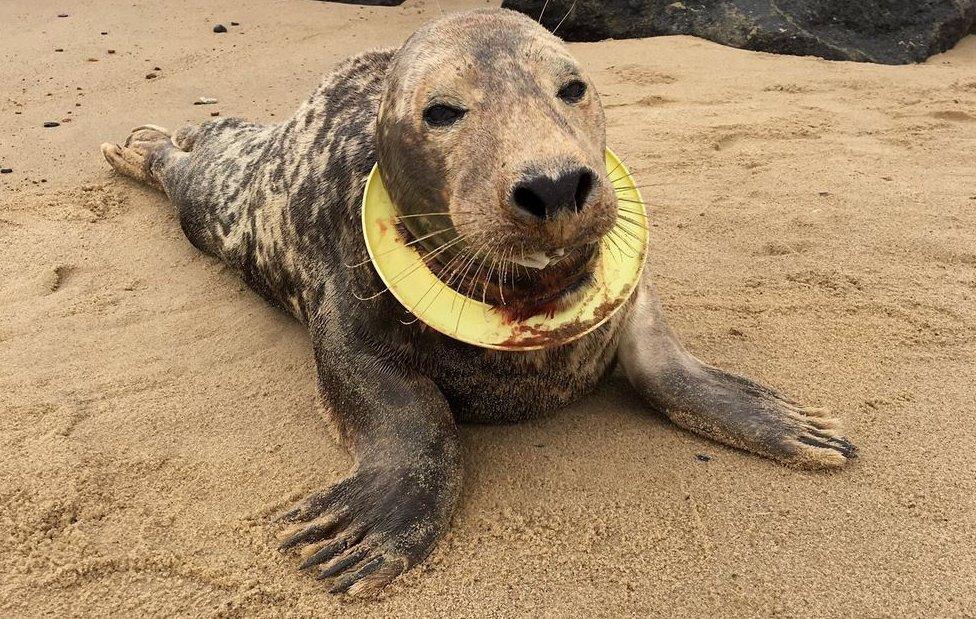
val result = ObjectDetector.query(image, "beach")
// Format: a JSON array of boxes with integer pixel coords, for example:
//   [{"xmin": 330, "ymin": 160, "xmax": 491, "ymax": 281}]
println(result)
[{"xmin": 1, "ymin": 0, "xmax": 975, "ymax": 616}]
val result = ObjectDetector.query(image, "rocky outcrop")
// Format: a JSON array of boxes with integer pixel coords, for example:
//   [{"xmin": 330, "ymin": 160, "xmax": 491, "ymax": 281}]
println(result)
[
  {"xmin": 320, "ymin": 0, "xmax": 406, "ymax": 5},
  {"xmin": 502, "ymin": 0, "xmax": 976, "ymax": 64}
]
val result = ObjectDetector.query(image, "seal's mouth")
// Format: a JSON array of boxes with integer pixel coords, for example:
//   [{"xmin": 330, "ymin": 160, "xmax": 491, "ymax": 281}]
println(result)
[{"xmin": 415, "ymin": 235, "xmax": 600, "ymax": 317}]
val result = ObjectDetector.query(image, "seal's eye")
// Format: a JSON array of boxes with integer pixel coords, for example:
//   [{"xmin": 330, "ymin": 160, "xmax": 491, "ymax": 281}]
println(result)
[
  {"xmin": 423, "ymin": 104, "xmax": 466, "ymax": 128},
  {"xmin": 557, "ymin": 80, "xmax": 587, "ymax": 104}
]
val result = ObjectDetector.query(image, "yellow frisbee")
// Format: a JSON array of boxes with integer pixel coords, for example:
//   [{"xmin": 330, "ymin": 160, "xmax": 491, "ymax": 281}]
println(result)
[{"xmin": 362, "ymin": 148, "xmax": 648, "ymax": 351}]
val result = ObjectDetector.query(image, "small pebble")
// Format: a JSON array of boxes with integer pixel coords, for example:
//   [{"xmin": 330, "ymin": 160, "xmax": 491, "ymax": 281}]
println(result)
[
  {"xmin": 154, "ymin": 66, "xmax": 162, "ymax": 71},
  {"xmin": 210, "ymin": 111, "xmax": 220, "ymax": 117},
  {"xmin": 87, "ymin": 57, "xmax": 99, "ymax": 62},
  {"xmin": 146, "ymin": 73, "xmax": 157, "ymax": 79},
  {"xmin": 695, "ymin": 454, "xmax": 712, "ymax": 462},
  {"xmin": 108, "ymin": 49, "xmax": 116, "ymax": 54},
  {"xmin": 0, "ymin": 168, "xmax": 13, "ymax": 174},
  {"xmin": 231, "ymin": 21, "xmax": 240, "ymax": 26},
  {"xmin": 57, "ymin": 13, "xmax": 68, "ymax": 18},
  {"xmin": 213, "ymin": 24, "xmax": 227, "ymax": 33},
  {"xmin": 100, "ymin": 31, "xmax": 108, "ymax": 35},
  {"xmin": 43, "ymin": 121, "xmax": 61, "ymax": 128},
  {"xmin": 194, "ymin": 97, "xmax": 218, "ymax": 105},
  {"xmin": 55, "ymin": 48, "xmax": 64, "ymax": 52}
]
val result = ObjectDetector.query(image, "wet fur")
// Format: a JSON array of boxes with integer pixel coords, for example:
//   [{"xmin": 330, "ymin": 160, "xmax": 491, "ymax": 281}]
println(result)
[{"xmin": 100, "ymin": 8, "xmax": 855, "ymax": 595}]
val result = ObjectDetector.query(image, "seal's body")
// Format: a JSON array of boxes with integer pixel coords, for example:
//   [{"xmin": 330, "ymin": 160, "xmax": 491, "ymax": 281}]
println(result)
[{"xmin": 102, "ymin": 9, "xmax": 855, "ymax": 595}]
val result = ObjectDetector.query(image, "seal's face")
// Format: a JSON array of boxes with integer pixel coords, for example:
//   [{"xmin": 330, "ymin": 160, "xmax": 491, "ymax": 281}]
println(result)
[{"xmin": 377, "ymin": 9, "xmax": 615, "ymax": 316}]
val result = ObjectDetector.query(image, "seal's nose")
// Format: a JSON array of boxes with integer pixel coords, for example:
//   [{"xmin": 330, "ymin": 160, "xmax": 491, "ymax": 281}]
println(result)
[{"xmin": 511, "ymin": 167, "xmax": 595, "ymax": 220}]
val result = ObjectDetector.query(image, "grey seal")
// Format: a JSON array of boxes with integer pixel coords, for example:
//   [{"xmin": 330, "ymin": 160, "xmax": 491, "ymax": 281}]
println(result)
[{"xmin": 100, "ymin": 8, "xmax": 855, "ymax": 595}]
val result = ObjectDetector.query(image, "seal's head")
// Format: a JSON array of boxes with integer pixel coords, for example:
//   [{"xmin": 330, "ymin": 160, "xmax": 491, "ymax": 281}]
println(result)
[{"xmin": 377, "ymin": 8, "xmax": 616, "ymax": 318}]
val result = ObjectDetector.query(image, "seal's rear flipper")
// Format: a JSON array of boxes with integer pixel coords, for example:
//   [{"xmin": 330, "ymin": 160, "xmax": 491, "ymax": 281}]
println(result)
[{"xmin": 100, "ymin": 125, "xmax": 175, "ymax": 192}]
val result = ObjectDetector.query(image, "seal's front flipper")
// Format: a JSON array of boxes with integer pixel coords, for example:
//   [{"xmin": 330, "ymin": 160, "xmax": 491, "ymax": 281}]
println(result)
[
  {"xmin": 618, "ymin": 286, "xmax": 856, "ymax": 469},
  {"xmin": 276, "ymin": 316, "xmax": 462, "ymax": 595}
]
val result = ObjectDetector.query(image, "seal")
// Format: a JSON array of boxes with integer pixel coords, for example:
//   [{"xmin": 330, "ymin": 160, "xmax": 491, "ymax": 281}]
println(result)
[{"xmin": 100, "ymin": 8, "xmax": 856, "ymax": 595}]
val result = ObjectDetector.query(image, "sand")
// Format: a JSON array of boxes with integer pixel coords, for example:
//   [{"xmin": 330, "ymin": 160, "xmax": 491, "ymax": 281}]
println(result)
[{"xmin": 2, "ymin": 0, "xmax": 975, "ymax": 616}]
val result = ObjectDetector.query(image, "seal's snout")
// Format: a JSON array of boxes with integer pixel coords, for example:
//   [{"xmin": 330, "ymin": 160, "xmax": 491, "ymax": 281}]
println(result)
[{"xmin": 511, "ymin": 166, "xmax": 596, "ymax": 221}]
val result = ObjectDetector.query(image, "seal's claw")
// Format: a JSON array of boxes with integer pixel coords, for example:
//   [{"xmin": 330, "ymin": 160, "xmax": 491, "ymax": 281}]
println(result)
[
  {"xmin": 277, "ymin": 463, "xmax": 453, "ymax": 594},
  {"xmin": 330, "ymin": 555, "xmax": 403, "ymax": 596}
]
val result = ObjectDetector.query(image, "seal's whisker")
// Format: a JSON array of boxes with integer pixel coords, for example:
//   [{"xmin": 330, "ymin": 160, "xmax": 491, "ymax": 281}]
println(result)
[
  {"xmin": 358, "ymin": 234, "xmax": 467, "ymax": 301},
  {"xmin": 395, "ymin": 212, "xmax": 451, "ymax": 219},
  {"xmin": 618, "ymin": 210, "xmax": 648, "ymax": 220},
  {"xmin": 456, "ymin": 244, "xmax": 494, "ymax": 332},
  {"xmin": 466, "ymin": 243, "xmax": 494, "ymax": 301},
  {"xmin": 608, "ymin": 228, "xmax": 638, "ymax": 257},
  {"xmin": 518, "ymin": 242, "xmax": 533, "ymax": 277},
  {"xmin": 604, "ymin": 230, "xmax": 631, "ymax": 259},
  {"xmin": 608, "ymin": 169, "xmax": 636, "ymax": 184},
  {"xmin": 552, "ymin": 0, "xmax": 578, "ymax": 36},
  {"xmin": 605, "ymin": 158, "xmax": 624, "ymax": 182},
  {"xmin": 615, "ymin": 214, "xmax": 649, "ymax": 231},
  {"xmin": 609, "ymin": 233, "xmax": 637, "ymax": 258},
  {"xmin": 616, "ymin": 184, "xmax": 662, "ymax": 191},
  {"xmin": 354, "ymin": 235, "xmax": 463, "ymax": 301},
  {"xmin": 395, "ymin": 210, "xmax": 479, "ymax": 220},
  {"xmin": 482, "ymin": 254, "xmax": 499, "ymax": 304},
  {"xmin": 445, "ymin": 241, "xmax": 489, "ymax": 329},
  {"xmin": 613, "ymin": 220, "xmax": 644, "ymax": 245},
  {"xmin": 498, "ymin": 247, "xmax": 512, "ymax": 306},
  {"xmin": 600, "ymin": 237, "xmax": 619, "ymax": 264},
  {"xmin": 344, "ymin": 225, "xmax": 455, "ymax": 268},
  {"xmin": 455, "ymin": 246, "xmax": 492, "ymax": 333},
  {"xmin": 538, "ymin": 0, "xmax": 551, "ymax": 22},
  {"xmin": 450, "ymin": 241, "xmax": 490, "ymax": 313},
  {"xmin": 617, "ymin": 206, "xmax": 647, "ymax": 215},
  {"xmin": 402, "ymin": 244, "xmax": 474, "ymax": 322}
]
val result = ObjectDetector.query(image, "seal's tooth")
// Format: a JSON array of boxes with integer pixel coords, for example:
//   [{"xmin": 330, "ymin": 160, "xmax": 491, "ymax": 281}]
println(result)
[{"xmin": 510, "ymin": 252, "xmax": 551, "ymax": 269}]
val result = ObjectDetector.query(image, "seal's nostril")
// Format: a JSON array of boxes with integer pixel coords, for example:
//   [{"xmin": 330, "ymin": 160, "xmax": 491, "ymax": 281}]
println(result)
[
  {"xmin": 574, "ymin": 169, "xmax": 594, "ymax": 212},
  {"xmin": 512, "ymin": 166, "xmax": 594, "ymax": 220},
  {"xmin": 513, "ymin": 185, "xmax": 547, "ymax": 220}
]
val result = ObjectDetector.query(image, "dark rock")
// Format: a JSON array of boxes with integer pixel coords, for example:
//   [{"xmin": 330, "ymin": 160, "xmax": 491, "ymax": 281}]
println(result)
[
  {"xmin": 695, "ymin": 453, "xmax": 712, "ymax": 462},
  {"xmin": 213, "ymin": 24, "xmax": 228, "ymax": 33},
  {"xmin": 0, "ymin": 168, "xmax": 12, "ymax": 174},
  {"xmin": 316, "ymin": 1, "xmax": 406, "ymax": 5},
  {"xmin": 43, "ymin": 121, "xmax": 60, "ymax": 128},
  {"xmin": 230, "ymin": 21, "xmax": 240, "ymax": 26},
  {"xmin": 57, "ymin": 13, "xmax": 68, "ymax": 17},
  {"xmin": 502, "ymin": 0, "xmax": 976, "ymax": 64}
]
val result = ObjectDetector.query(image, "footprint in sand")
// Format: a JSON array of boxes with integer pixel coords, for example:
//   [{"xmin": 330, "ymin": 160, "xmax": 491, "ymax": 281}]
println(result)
[
  {"xmin": 40, "ymin": 264, "xmax": 75, "ymax": 294},
  {"xmin": 929, "ymin": 110, "xmax": 975, "ymax": 122},
  {"xmin": 608, "ymin": 64, "xmax": 677, "ymax": 86}
]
